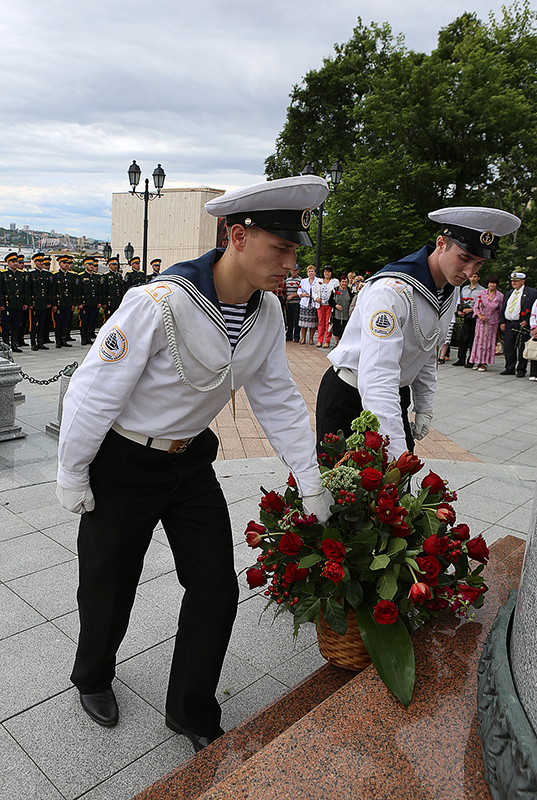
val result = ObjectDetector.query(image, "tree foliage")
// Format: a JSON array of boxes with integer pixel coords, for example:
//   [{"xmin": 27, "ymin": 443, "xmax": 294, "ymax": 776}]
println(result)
[{"xmin": 266, "ymin": 2, "xmax": 537, "ymax": 287}]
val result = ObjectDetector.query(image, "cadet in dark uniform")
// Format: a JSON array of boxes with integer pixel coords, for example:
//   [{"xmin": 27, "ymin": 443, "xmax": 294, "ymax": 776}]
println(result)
[
  {"xmin": 0, "ymin": 252, "xmax": 29, "ymax": 353},
  {"xmin": 42, "ymin": 256, "xmax": 54, "ymax": 343},
  {"xmin": 79, "ymin": 257, "xmax": 102, "ymax": 345},
  {"xmin": 29, "ymin": 252, "xmax": 52, "ymax": 350},
  {"xmin": 17, "ymin": 254, "xmax": 30, "ymax": 347},
  {"xmin": 148, "ymin": 258, "xmax": 162, "ymax": 280},
  {"xmin": 52, "ymin": 255, "xmax": 80, "ymax": 348},
  {"xmin": 123, "ymin": 256, "xmax": 146, "ymax": 291},
  {"xmin": 101, "ymin": 256, "xmax": 124, "ymax": 321}
]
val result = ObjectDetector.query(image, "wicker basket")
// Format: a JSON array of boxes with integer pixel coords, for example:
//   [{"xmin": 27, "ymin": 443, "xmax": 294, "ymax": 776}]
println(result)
[{"xmin": 317, "ymin": 609, "xmax": 372, "ymax": 671}]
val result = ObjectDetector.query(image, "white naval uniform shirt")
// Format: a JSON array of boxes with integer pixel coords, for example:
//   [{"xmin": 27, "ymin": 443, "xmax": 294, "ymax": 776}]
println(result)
[
  {"xmin": 328, "ymin": 275, "xmax": 458, "ymax": 459},
  {"xmin": 57, "ymin": 278, "xmax": 321, "ymax": 497}
]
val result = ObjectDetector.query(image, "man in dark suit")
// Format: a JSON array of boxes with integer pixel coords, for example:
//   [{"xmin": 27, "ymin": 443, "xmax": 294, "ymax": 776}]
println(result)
[{"xmin": 500, "ymin": 270, "xmax": 537, "ymax": 376}]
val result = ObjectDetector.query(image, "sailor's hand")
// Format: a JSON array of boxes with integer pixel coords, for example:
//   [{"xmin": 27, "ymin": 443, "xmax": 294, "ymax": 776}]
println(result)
[
  {"xmin": 56, "ymin": 484, "xmax": 95, "ymax": 514},
  {"xmin": 302, "ymin": 488, "xmax": 334, "ymax": 526},
  {"xmin": 410, "ymin": 411, "xmax": 433, "ymax": 441}
]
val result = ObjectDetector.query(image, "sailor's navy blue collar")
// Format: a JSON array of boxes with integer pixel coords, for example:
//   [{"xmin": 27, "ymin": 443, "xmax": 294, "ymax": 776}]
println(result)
[
  {"xmin": 368, "ymin": 245, "xmax": 456, "ymax": 317},
  {"xmin": 159, "ymin": 248, "xmax": 263, "ymax": 342}
]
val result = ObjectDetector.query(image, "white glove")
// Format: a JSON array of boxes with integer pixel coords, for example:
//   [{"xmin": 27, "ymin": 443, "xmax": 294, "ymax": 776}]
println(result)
[
  {"xmin": 410, "ymin": 411, "xmax": 433, "ymax": 441},
  {"xmin": 56, "ymin": 484, "xmax": 95, "ymax": 515},
  {"xmin": 302, "ymin": 488, "xmax": 334, "ymax": 526}
]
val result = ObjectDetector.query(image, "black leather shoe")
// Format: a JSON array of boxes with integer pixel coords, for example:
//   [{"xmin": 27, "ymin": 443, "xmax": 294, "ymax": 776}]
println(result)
[
  {"xmin": 464, "ymin": 362, "xmax": 474, "ymax": 368},
  {"xmin": 165, "ymin": 713, "xmax": 224, "ymax": 752},
  {"xmin": 517, "ymin": 372, "xmax": 526, "ymax": 378},
  {"xmin": 452, "ymin": 360, "xmax": 465, "ymax": 366},
  {"xmin": 500, "ymin": 370, "xmax": 515, "ymax": 375},
  {"xmin": 80, "ymin": 689, "xmax": 118, "ymax": 727}
]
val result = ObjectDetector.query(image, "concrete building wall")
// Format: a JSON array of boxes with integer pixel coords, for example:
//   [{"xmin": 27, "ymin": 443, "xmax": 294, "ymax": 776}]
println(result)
[{"xmin": 111, "ymin": 187, "xmax": 224, "ymax": 271}]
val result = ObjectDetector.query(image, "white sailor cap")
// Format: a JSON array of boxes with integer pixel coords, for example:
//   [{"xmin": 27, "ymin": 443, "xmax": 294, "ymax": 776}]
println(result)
[
  {"xmin": 511, "ymin": 270, "xmax": 526, "ymax": 279},
  {"xmin": 205, "ymin": 175, "xmax": 329, "ymax": 246},
  {"xmin": 428, "ymin": 206, "xmax": 521, "ymax": 260}
]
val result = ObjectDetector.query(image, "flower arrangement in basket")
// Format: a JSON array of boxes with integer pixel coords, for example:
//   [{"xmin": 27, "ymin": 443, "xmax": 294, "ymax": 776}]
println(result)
[{"xmin": 243, "ymin": 411, "xmax": 489, "ymax": 707}]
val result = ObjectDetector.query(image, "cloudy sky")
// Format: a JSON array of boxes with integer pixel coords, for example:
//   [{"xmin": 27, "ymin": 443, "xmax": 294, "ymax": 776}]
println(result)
[{"xmin": 0, "ymin": 0, "xmax": 520, "ymax": 241}]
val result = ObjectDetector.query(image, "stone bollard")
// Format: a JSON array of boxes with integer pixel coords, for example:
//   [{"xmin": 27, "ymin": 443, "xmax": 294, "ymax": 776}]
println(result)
[
  {"xmin": 46, "ymin": 364, "xmax": 77, "ymax": 439},
  {"xmin": 0, "ymin": 358, "xmax": 27, "ymax": 441}
]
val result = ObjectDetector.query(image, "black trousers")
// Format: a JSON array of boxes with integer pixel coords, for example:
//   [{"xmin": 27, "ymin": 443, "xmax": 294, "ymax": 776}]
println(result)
[
  {"xmin": 285, "ymin": 303, "xmax": 300, "ymax": 341},
  {"xmin": 315, "ymin": 367, "xmax": 414, "ymax": 452},
  {"xmin": 503, "ymin": 320, "xmax": 530, "ymax": 375},
  {"xmin": 71, "ymin": 427, "xmax": 238, "ymax": 736}
]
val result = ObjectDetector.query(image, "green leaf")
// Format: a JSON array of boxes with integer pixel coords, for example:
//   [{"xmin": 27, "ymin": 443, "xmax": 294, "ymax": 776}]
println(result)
[
  {"xmin": 293, "ymin": 596, "xmax": 321, "ymax": 626},
  {"xmin": 298, "ymin": 553, "xmax": 323, "ymax": 569},
  {"xmin": 404, "ymin": 557, "xmax": 421, "ymax": 572},
  {"xmin": 370, "ymin": 554, "xmax": 391, "ymax": 570},
  {"xmin": 323, "ymin": 597, "xmax": 348, "ymax": 635},
  {"xmin": 387, "ymin": 538, "xmax": 407, "ymax": 556},
  {"xmin": 377, "ymin": 568, "xmax": 398, "ymax": 600},
  {"xmin": 322, "ymin": 527, "xmax": 343, "ymax": 541},
  {"xmin": 341, "ymin": 578, "xmax": 364, "ymax": 607},
  {"xmin": 354, "ymin": 603, "xmax": 415, "ymax": 707}
]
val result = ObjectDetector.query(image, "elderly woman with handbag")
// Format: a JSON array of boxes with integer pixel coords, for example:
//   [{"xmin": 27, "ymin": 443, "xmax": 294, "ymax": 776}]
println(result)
[
  {"xmin": 298, "ymin": 265, "xmax": 320, "ymax": 345},
  {"xmin": 527, "ymin": 298, "xmax": 537, "ymax": 381}
]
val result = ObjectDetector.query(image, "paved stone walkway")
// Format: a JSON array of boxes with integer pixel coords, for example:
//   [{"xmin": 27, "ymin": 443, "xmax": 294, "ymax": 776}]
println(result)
[{"xmin": 0, "ymin": 335, "xmax": 535, "ymax": 800}]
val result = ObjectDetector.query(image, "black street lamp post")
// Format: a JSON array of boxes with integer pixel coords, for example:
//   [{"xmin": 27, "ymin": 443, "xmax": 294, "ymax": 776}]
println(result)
[
  {"xmin": 103, "ymin": 242, "xmax": 112, "ymax": 261},
  {"xmin": 301, "ymin": 160, "xmax": 343, "ymax": 272},
  {"xmin": 124, "ymin": 242, "xmax": 134, "ymax": 265},
  {"xmin": 127, "ymin": 161, "xmax": 166, "ymax": 275}
]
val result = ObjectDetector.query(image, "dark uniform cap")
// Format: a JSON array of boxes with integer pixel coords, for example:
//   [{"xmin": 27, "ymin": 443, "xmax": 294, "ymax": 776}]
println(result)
[
  {"xmin": 5, "ymin": 252, "xmax": 18, "ymax": 263},
  {"xmin": 32, "ymin": 252, "xmax": 45, "ymax": 262},
  {"xmin": 429, "ymin": 206, "xmax": 521, "ymax": 260},
  {"xmin": 83, "ymin": 256, "xmax": 95, "ymax": 265},
  {"xmin": 150, "ymin": 258, "xmax": 161, "ymax": 265},
  {"xmin": 205, "ymin": 175, "xmax": 329, "ymax": 247},
  {"xmin": 107, "ymin": 257, "xmax": 119, "ymax": 265},
  {"xmin": 57, "ymin": 255, "xmax": 72, "ymax": 264},
  {"xmin": 129, "ymin": 257, "xmax": 140, "ymax": 265}
]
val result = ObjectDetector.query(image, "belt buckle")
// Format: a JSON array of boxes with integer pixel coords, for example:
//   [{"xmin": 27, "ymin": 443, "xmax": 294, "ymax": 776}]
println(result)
[{"xmin": 168, "ymin": 439, "xmax": 190, "ymax": 455}]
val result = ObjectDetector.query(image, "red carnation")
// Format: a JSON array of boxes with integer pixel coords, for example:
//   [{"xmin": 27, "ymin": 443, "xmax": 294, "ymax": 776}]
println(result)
[
  {"xmin": 278, "ymin": 531, "xmax": 303, "ymax": 555},
  {"xmin": 451, "ymin": 524, "xmax": 470, "ymax": 541},
  {"xmin": 321, "ymin": 560, "xmax": 345, "ymax": 585},
  {"xmin": 246, "ymin": 568, "xmax": 266, "ymax": 589},
  {"xmin": 360, "ymin": 467, "xmax": 383, "ymax": 491},
  {"xmin": 350, "ymin": 450, "xmax": 374, "ymax": 467},
  {"xmin": 321, "ymin": 538, "xmax": 346, "ymax": 562},
  {"xmin": 373, "ymin": 599, "xmax": 398, "ymax": 624},
  {"xmin": 423, "ymin": 535, "xmax": 449, "ymax": 557},
  {"xmin": 260, "ymin": 491, "xmax": 285, "ymax": 513},
  {"xmin": 409, "ymin": 582, "xmax": 432, "ymax": 605},
  {"xmin": 466, "ymin": 534, "xmax": 490, "ymax": 565},
  {"xmin": 421, "ymin": 470, "xmax": 446, "ymax": 495},
  {"xmin": 364, "ymin": 431, "xmax": 383, "ymax": 451},
  {"xmin": 287, "ymin": 473, "xmax": 297, "ymax": 488},
  {"xmin": 416, "ymin": 555, "xmax": 441, "ymax": 587}
]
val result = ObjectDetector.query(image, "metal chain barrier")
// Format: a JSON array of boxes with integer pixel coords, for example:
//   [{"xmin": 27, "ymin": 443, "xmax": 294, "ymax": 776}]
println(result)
[{"xmin": 0, "ymin": 342, "xmax": 78, "ymax": 385}]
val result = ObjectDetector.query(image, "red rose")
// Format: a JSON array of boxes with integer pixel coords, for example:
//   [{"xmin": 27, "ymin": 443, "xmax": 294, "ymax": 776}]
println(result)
[
  {"xmin": 466, "ymin": 534, "xmax": 490, "ymax": 565},
  {"xmin": 350, "ymin": 450, "xmax": 374, "ymax": 466},
  {"xmin": 409, "ymin": 582, "xmax": 432, "ymax": 605},
  {"xmin": 284, "ymin": 563, "xmax": 309, "ymax": 584},
  {"xmin": 457, "ymin": 583, "xmax": 486, "ymax": 604},
  {"xmin": 360, "ymin": 467, "xmax": 383, "ymax": 491},
  {"xmin": 244, "ymin": 521, "xmax": 265, "ymax": 548},
  {"xmin": 246, "ymin": 568, "xmax": 266, "ymax": 589},
  {"xmin": 364, "ymin": 431, "xmax": 383, "ymax": 451},
  {"xmin": 373, "ymin": 599, "xmax": 398, "ymax": 624},
  {"xmin": 395, "ymin": 452, "xmax": 424, "ymax": 477},
  {"xmin": 321, "ymin": 538, "xmax": 346, "ymax": 562},
  {"xmin": 421, "ymin": 470, "xmax": 446, "ymax": 495},
  {"xmin": 260, "ymin": 491, "xmax": 285, "ymax": 513},
  {"xmin": 321, "ymin": 560, "xmax": 345, "ymax": 584},
  {"xmin": 416, "ymin": 555, "xmax": 441, "ymax": 587},
  {"xmin": 423, "ymin": 535, "xmax": 449, "ymax": 557},
  {"xmin": 451, "ymin": 524, "xmax": 470, "ymax": 541},
  {"xmin": 287, "ymin": 472, "xmax": 297, "ymax": 488},
  {"xmin": 279, "ymin": 531, "xmax": 303, "ymax": 555},
  {"xmin": 436, "ymin": 503, "xmax": 456, "ymax": 526}
]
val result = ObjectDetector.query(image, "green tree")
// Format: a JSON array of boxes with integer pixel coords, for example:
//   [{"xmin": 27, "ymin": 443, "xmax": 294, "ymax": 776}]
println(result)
[{"xmin": 266, "ymin": 2, "xmax": 537, "ymax": 283}]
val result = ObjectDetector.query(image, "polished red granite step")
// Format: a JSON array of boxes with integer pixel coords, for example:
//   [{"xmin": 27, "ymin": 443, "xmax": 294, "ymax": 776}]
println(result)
[{"xmin": 132, "ymin": 535, "xmax": 524, "ymax": 800}]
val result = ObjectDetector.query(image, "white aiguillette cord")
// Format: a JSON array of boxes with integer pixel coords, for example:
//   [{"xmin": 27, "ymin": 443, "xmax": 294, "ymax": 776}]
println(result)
[
  {"xmin": 161, "ymin": 296, "xmax": 236, "ymax": 418},
  {"xmin": 401, "ymin": 287, "xmax": 441, "ymax": 353}
]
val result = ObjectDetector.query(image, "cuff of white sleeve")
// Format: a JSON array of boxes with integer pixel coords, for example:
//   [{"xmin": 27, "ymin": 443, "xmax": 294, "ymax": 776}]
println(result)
[
  {"xmin": 56, "ymin": 465, "xmax": 91, "ymax": 493},
  {"xmin": 294, "ymin": 466, "xmax": 323, "ymax": 498}
]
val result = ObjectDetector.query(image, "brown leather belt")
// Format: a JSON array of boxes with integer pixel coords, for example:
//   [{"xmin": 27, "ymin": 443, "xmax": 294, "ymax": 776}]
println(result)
[{"xmin": 111, "ymin": 422, "xmax": 192, "ymax": 454}]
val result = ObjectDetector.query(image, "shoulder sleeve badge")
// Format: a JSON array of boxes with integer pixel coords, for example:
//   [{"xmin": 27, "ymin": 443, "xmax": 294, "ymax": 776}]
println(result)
[
  {"xmin": 99, "ymin": 326, "xmax": 129, "ymax": 362},
  {"xmin": 369, "ymin": 310, "xmax": 397, "ymax": 338},
  {"xmin": 143, "ymin": 282, "xmax": 172, "ymax": 303},
  {"xmin": 383, "ymin": 278, "xmax": 406, "ymax": 293}
]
